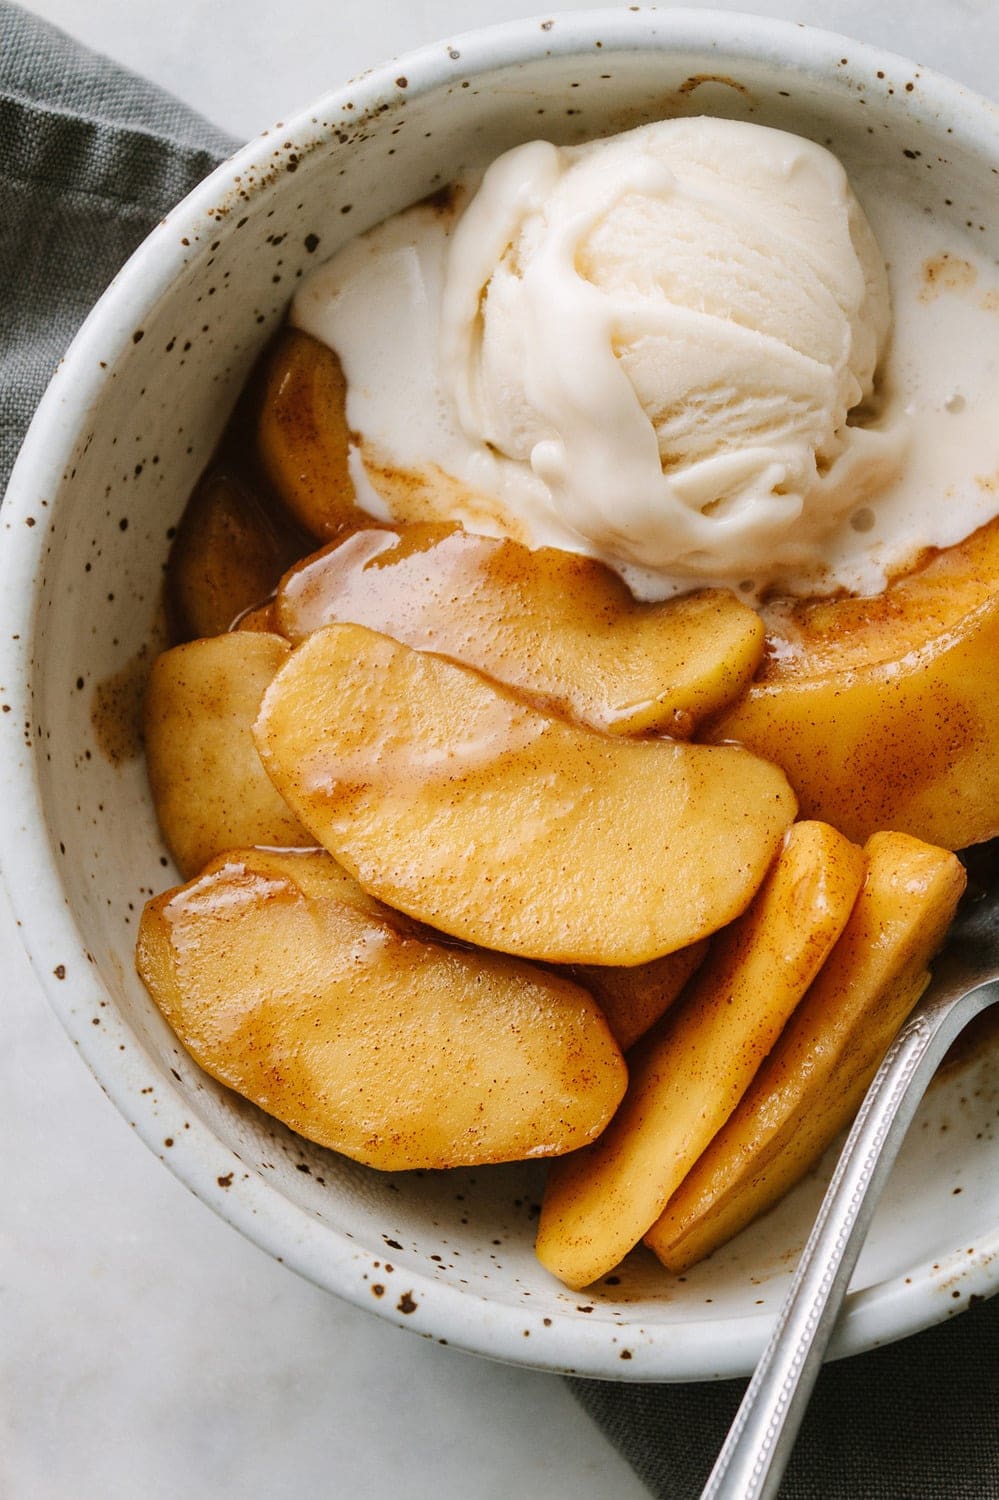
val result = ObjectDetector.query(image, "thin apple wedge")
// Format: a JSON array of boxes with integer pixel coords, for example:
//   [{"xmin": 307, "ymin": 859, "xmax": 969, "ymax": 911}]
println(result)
[
  {"xmin": 534, "ymin": 821, "xmax": 865, "ymax": 1288},
  {"xmin": 145, "ymin": 632, "xmax": 313, "ymax": 878},
  {"xmin": 136, "ymin": 848, "xmax": 626, "ymax": 1170},
  {"xmin": 647, "ymin": 830, "xmax": 966, "ymax": 1273},
  {"xmin": 253, "ymin": 623, "xmax": 796, "ymax": 965},
  {"xmin": 257, "ymin": 327, "xmax": 368, "ymax": 540},
  {"xmin": 275, "ymin": 523, "xmax": 765, "ymax": 736}
]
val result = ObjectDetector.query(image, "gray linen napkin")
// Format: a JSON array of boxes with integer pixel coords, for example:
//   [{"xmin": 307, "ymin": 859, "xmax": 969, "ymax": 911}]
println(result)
[
  {"xmin": 0, "ymin": 0, "xmax": 232, "ymax": 484},
  {"xmin": 2, "ymin": 5, "xmax": 997, "ymax": 1496}
]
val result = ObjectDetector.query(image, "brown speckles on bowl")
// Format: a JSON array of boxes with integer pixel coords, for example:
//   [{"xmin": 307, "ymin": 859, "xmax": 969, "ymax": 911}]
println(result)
[{"xmin": 677, "ymin": 73, "xmax": 751, "ymax": 98}]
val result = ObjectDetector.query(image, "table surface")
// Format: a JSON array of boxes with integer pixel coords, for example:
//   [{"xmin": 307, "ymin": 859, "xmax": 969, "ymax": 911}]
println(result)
[{"xmin": 5, "ymin": 3, "xmax": 996, "ymax": 1498}]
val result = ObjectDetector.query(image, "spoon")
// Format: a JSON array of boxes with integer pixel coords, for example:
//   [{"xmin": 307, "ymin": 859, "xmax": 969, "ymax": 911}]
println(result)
[{"xmin": 700, "ymin": 877, "xmax": 999, "ymax": 1500}]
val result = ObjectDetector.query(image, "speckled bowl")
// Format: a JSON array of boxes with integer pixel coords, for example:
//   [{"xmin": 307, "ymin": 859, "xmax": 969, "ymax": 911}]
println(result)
[{"xmin": 3, "ymin": 9, "xmax": 998, "ymax": 1380}]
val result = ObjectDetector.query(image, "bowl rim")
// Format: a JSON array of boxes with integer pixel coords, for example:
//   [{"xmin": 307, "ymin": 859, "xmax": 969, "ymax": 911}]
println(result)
[{"xmin": 2, "ymin": 5, "xmax": 998, "ymax": 1381}]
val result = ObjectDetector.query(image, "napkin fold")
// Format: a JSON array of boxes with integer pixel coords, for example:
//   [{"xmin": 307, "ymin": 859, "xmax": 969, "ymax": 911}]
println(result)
[{"xmin": 3, "ymin": 5, "xmax": 997, "ymax": 1496}]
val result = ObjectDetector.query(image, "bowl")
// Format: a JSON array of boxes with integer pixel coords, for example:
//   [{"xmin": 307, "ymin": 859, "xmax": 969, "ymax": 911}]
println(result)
[{"xmin": 3, "ymin": 8, "xmax": 998, "ymax": 1381}]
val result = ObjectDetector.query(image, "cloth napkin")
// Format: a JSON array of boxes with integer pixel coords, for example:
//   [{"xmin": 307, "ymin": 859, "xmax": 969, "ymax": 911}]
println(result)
[{"xmin": 3, "ymin": 5, "xmax": 997, "ymax": 1496}]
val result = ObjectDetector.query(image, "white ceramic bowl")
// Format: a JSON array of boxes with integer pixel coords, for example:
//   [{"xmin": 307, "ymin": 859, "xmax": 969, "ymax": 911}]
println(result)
[{"xmin": 3, "ymin": 9, "xmax": 998, "ymax": 1381}]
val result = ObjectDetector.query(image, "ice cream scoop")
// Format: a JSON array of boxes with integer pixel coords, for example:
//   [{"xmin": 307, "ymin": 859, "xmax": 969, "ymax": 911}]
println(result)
[
  {"xmin": 440, "ymin": 117, "xmax": 897, "ymax": 584},
  {"xmin": 294, "ymin": 112, "xmax": 999, "ymax": 601}
]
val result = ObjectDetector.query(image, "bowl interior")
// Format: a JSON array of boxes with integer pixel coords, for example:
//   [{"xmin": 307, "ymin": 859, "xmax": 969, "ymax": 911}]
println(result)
[{"xmin": 7, "ymin": 12, "xmax": 999, "ymax": 1379}]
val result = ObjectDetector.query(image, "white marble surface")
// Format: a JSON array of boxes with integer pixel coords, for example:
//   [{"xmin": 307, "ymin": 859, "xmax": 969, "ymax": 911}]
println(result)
[{"xmin": 4, "ymin": 4, "xmax": 997, "ymax": 1498}]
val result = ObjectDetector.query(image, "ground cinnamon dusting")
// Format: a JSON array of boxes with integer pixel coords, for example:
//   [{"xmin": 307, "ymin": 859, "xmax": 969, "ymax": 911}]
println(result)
[
  {"xmin": 920, "ymin": 252, "xmax": 977, "ymax": 302},
  {"xmin": 91, "ymin": 647, "xmax": 152, "ymax": 765}
]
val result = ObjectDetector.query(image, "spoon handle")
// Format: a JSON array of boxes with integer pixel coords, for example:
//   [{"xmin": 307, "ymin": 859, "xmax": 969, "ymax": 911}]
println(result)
[{"xmin": 700, "ymin": 970, "xmax": 999, "ymax": 1500}]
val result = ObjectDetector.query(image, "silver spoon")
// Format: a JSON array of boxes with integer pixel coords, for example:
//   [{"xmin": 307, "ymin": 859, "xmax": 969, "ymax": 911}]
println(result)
[{"xmin": 701, "ymin": 877, "xmax": 999, "ymax": 1500}]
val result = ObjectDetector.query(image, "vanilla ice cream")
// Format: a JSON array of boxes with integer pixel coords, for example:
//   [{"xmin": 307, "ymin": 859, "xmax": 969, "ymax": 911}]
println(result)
[
  {"xmin": 293, "ymin": 115, "xmax": 999, "ymax": 599},
  {"xmin": 439, "ymin": 119, "xmax": 896, "ymax": 581}
]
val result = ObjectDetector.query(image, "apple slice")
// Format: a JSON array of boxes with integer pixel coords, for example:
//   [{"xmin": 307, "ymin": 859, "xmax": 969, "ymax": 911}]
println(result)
[
  {"xmin": 706, "ymin": 515, "xmax": 999, "ymax": 849},
  {"xmin": 257, "ymin": 328, "xmax": 368, "ymax": 540},
  {"xmin": 534, "ymin": 821, "xmax": 864, "ymax": 1288},
  {"xmin": 253, "ymin": 623, "xmax": 797, "ymax": 965},
  {"xmin": 166, "ymin": 469, "xmax": 303, "ymax": 641},
  {"xmin": 145, "ymin": 632, "xmax": 313, "ymax": 878},
  {"xmin": 136, "ymin": 847, "xmax": 626, "ymax": 1170},
  {"xmin": 646, "ymin": 830, "xmax": 966, "ymax": 1272},
  {"xmin": 275, "ymin": 523, "xmax": 765, "ymax": 737},
  {"xmin": 233, "ymin": 602, "xmax": 277, "ymax": 632},
  {"xmin": 567, "ymin": 942, "xmax": 708, "ymax": 1052}
]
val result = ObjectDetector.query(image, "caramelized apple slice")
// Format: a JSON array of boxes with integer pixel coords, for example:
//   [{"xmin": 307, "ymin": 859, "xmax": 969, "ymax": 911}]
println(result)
[
  {"xmin": 253, "ymin": 623, "xmax": 796, "ymax": 965},
  {"xmin": 534, "ymin": 821, "xmax": 864, "ymax": 1288},
  {"xmin": 232, "ymin": 602, "xmax": 277, "ymax": 633},
  {"xmin": 136, "ymin": 848, "xmax": 626, "ymax": 1170},
  {"xmin": 707, "ymin": 516, "xmax": 999, "ymax": 849},
  {"xmin": 257, "ymin": 328, "xmax": 368, "ymax": 540},
  {"xmin": 166, "ymin": 470, "xmax": 303, "ymax": 641},
  {"xmin": 276, "ymin": 524, "xmax": 765, "ymax": 736},
  {"xmin": 568, "ymin": 942, "xmax": 708, "ymax": 1052},
  {"xmin": 145, "ymin": 632, "xmax": 313, "ymax": 878},
  {"xmin": 646, "ymin": 830, "xmax": 966, "ymax": 1272}
]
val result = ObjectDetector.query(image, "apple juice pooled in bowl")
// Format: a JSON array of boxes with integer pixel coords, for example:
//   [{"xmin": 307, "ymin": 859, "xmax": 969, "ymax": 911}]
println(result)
[{"xmin": 137, "ymin": 115, "xmax": 997, "ymax": 1285}]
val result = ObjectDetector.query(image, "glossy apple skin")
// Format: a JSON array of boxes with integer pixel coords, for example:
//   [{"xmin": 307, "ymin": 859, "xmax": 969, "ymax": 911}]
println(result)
[{"xmin": 275, "ymin": 522, "xmax": 764, "ymax": 738}]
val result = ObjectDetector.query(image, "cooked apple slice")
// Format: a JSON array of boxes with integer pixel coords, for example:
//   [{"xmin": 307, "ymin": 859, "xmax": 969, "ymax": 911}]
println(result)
[
  {"xmin": 232, "ymin": 602, "xmax": 277, "ymax": 633},
  {"xmin": 145, "ymin": 632, "xmax": 313, "ymax": 878},
  {"xmin": 706, "ymin": 515, "xmax": 999, "ymax": 850},
  {"xmin": 534, "ymin": 821, "xmax": 864, "ymax": 1288},
  {"xmin": 275, "ymin": 523, "xmax": 765, "ymax": 737},
  {"xmin": 166, "ymin": 469, "xmax": 304, "ymax": 641},
  {"xmin": 257, "ymin": 327, "xmax": 368, "ymax": 540},
  {"xmin": 567, "ymin": 942, "xmax": 708, "ymax": 1052},
  {"xmin": 136, "ymin": 847, "xmax": 627, "ymax": 1170},
  {"xmin": 253, "ymin": 623, "xmax": 796, "ymax": 965},
  {"xmin": 646, "ymin": 830, "xmax": 966, "ymax": 1272}
]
